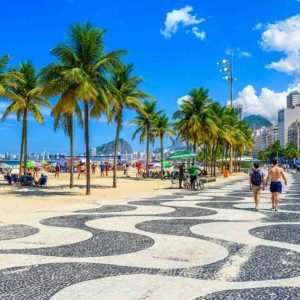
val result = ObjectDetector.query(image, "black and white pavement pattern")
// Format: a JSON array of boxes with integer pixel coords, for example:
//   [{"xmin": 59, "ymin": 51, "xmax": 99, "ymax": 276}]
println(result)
[{"xmin": 0, "ymin": 173, "xmax": 299, "ymax": 299}]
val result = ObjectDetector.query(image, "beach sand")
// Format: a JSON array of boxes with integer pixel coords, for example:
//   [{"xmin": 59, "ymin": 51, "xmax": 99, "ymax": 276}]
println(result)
[{"xmin": 0, "ymin": 171, "xmax": 247, "ymax": 224}]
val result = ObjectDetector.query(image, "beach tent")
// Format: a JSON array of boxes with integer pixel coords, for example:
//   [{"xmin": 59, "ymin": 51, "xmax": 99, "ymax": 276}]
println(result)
[
  {"xmin": 168, "ymin": 150, "xmax": 198, "ymax": 160},
  {"xmin": 216, "ymin": 156, "xmax": 261, "ymax": 163}
]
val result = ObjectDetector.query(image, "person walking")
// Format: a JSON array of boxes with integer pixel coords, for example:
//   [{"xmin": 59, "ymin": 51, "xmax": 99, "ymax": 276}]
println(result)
[
  {"xmin": 189, "ymin": 162, "xmax": 197, "ymax": 191},
  {"xmin": 100, "ymin": 162, "xmax": 105, "ymax": 178},
  {"xmin": 266, "ymin": 158, "xmax": 288, "ymax": 211},
  {"xmin": 105, "ymin": 162, "xmax": 109, "ymax": 177},
  {"xmin": 178, "ymin": 164, "xmax": 184, "ymax": 189},
  {"xmin": 91, "ymin": 163, "xmax": 96, "ymax": 174},
  {"xmin": 54, "ymin": 164, "xmax": 60, "ymax": 178},
  {"xmin": 249, "ymin": 163, "xmax": 265, "ymax": 211}
]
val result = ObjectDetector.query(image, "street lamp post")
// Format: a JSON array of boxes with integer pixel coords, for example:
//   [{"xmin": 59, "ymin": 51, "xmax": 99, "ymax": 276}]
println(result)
[
  {"xmin": 219, "ymin": 51, "xmax": 235, "ymax": 107},
  {"xmin": 218, "ymin": 51, "xmax": 237, "ymax": 173}
]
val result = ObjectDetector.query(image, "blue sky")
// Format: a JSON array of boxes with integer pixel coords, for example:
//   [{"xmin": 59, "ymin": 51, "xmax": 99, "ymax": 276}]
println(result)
[{"xmin": 0, "ymin": 0, "xmax": 299, "ymax": 154}]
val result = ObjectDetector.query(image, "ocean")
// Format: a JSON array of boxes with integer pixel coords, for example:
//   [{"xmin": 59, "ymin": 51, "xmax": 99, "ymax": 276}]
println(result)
[{"xmin": 0, "ymin": 160, "xmax": 20, "ymax": 166}]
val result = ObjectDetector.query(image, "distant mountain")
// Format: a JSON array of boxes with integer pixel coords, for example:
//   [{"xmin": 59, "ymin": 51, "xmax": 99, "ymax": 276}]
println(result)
[
  {"xmin": 243, "ymin": 115, "xmax": 272, "ymax": 130},
  {"xmin": 96, "ymin": 138, "xmax": 133, "ymax": 155},
  {"xmin": 170, "ymin": 137, "xmax": 186, "ymax": 151}
]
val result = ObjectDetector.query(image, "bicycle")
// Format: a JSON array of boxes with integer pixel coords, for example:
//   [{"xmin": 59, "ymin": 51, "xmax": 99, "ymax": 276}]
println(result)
[
  {"xmin": 136, "ymin": 170, "xmax": 149, "ymax": 179},
  {"xmin": 184, "ymin": 175, "xmax": 204, "ymax": 191},
  {"xmin": 136, "ymin": 170, "xmax": 143, "ymax": 179}
]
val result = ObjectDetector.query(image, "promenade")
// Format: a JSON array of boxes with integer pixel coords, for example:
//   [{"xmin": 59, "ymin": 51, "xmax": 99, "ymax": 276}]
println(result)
[{"xmin": 0, "ymin": 173, "xmax": 299, "ymax": 299}]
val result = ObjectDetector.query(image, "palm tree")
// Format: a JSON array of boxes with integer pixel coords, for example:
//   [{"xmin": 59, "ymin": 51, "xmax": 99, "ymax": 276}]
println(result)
[
  {"xmin": 110, "ymin": 63, "xmax": 150, "ymax": 188},
  {"xmin": 210, "ymin": 103, "xmax": 232, "ymax": 175},
  {"xmin": 269, "ymin": 139, "xmax": 281, "ymax": 160},
  {"xmin": 0, "ymin": 55, "xmax": 23, "ymax": 97},
  {"xmin": 41, "ymin": 22, "xmax": 125, "ymax": 195},
  {"xmin": 131, "ymin": 100, "xmax": 159, "ymax": 176},
  {"xmin": 1, "ymin": 61, "xmax": 51, "ymax": 175},
  {"xmin": 173, "ymin": 87, "xmax": 217, "ymax": 168},
  {"xmin": 52, "ymin": 105, "xmax": 83, "ymax": 188},
  {"xmin": 152, "ymin": 113, "xmax": 175, "ymax": 179}
]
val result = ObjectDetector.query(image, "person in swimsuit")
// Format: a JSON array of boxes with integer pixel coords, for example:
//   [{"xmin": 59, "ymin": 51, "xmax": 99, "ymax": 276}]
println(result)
[
  {"xmin": 266, "ymin": 158, "xmax": 287, "ymax": 211},
  {"xmin": 78, "ymin": 163, "xmax": 86, "ymax": 179}
]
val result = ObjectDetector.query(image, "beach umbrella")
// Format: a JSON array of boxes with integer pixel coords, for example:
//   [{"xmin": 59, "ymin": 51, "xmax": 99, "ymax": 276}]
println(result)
[
  {"xmin": 163, "ymin": 161, "xmax": 172, "ymax": 168},
  {"xmin": 153, "ymin": 161, "xmax": 173, "ymax": 169},
  {"xmin": 0, "ymin": 162, "xmax": 11, "ymax": 169},
  {"xmin": 168, "ymin": 150, "xmax": 198, "ymax": 160},
  {"xmin": 26, "ymin": 161, "xmax": 42, "ymax": 168},
  {"xmin": 40, "ymin": 161, "xmax": 49, "ymax": 165}
]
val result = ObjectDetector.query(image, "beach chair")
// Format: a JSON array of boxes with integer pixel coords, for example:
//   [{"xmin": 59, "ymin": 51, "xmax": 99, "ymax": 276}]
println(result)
[
  {"xmin": 11, "ymin": 174, "xmax": 19, "ymax": 184},
  {"xmin": 37, "ymin": 175, "xmax": 47, "ymax": 187},
  {"xmin": 4, "ymin": 174, "xmax": 12, "ymax": 185},
  {"xmin": 22, "ymin": 175, "xmax": 34, "ymax": 186}
]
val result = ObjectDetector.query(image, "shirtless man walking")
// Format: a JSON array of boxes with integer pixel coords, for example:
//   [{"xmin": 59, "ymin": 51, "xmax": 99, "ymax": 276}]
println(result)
[{"xmin": 266, "ymin": 158, "xmax": 287, "ymax": 211}]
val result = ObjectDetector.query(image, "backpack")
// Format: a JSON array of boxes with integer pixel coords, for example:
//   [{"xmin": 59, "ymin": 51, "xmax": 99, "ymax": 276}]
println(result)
[{"xmin": 251, "ymin": 170, "xmax": 262, "ymax": 186}]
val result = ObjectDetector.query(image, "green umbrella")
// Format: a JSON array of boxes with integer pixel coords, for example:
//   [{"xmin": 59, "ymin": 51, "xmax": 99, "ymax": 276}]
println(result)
[
  {"xmin": 0, "ymin": 163, "xmax": 11, "ymax": 169},
  {"xmin": 26, "ymin": 161, "xmax": 42, "ymax": 168},
  {"xmin": 168, "ymin": 150, "xmax": 198, "ymax": 160},
  {"xmin": 162, "ymin": 161, "xmax": 172, "ymax": 168}
]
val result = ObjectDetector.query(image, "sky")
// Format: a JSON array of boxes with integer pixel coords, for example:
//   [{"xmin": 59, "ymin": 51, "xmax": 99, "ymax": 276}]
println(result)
[{"xmin": 0, "ymin": 0, "xmax": 300, "ymax": 154}]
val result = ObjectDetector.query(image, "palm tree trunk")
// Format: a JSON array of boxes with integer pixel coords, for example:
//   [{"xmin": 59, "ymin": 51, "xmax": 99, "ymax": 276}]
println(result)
[
  {"xmin": 84, "ymin": 101, "xmax": 91, "ymax": 195},
  {"xmin": 204, "ymin": 144, "xmax": 207, "ymax": 171},
  {"xmin": 225, "ymin": 146, "xmax": 229, "ymax": 170},
  {"xmin": 213, "ymin": 140, "xmax": 219, "ymax": 177},
  {"xmin": 19, "ymin": 114, "xmax": 26, "ymax": 177},
  {"xmin": 69, "ymin": 115, "xmax": 74, "ymax": 189},
  {"xmin": 193, "ymin": 136, "xmax": 197, "ymax": 163},
  {"xmin": 24, "ymin": 109, "xmax": 28, "ymax": 173},
  {"xmin": 229, "ymin": 146, "xmax": 233, "ymax": 173},
  {"xmin": 146, "ymin": 125, "xmax": 150, "ymax": 177},
  {"xmin": 221, "ymin": 145, "xmax": 224, "ymax": 173},
  {"xmin": 160, "ymin": 134, "xmax": 164, "ymax": 180},
  {"xmin": 210, "ymin": 141, "xmax": 215, "ymax": 177},
  {"xmin": 186, "ymin": 141, "xmax": 190, "ymax": 167},
  {"xmin": 113, "ymin": 119, "xmax": 121, "ymax": 188}
]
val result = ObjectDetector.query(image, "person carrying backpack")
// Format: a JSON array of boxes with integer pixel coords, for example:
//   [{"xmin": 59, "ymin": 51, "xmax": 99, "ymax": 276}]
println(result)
[{"xmin": 249, "ymin": 163, "xmax": 265, "ymax": 211}]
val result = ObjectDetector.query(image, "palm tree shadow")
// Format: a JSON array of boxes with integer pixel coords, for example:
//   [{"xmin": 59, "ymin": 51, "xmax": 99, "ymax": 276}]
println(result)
[{"xmin": 0, "ymin": 183, "xmax": 113, "ymax": 197}]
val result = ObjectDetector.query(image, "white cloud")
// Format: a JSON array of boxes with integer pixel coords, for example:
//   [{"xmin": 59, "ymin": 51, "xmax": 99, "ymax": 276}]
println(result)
[
  {"xmin": 253, "ymin": 22, "xmax": 263, "ymax": 31},
  {"xmin": 177, "ymin": 95, "xmax": 191, "ymax": 106},
  {"xmin": 161, "ymin": 6, "xmax": 206, "ymax": 40},
  {"xmin": 234, "ymin": 84, "xmax": 300, "ymax": 122},
  {"xmin": 239, "ymin": 51, "xmax": 252, "ymax": 58},
  {"xmin": 192, "ymin": 27, "xmax": 206, "ymax": 40},
  {"xmin": 260, "ymin": 14, "xmax": 300, "ymax": 79}
]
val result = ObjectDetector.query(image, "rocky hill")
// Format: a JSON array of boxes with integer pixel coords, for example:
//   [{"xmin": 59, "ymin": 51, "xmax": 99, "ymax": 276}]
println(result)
[
  {"xmin": 244, "ymin": 115, "xmax": 272, "ymax": 130},
  {"xmin": 96, "ymin": 138, "xmax": 133, "ymax": 155}
]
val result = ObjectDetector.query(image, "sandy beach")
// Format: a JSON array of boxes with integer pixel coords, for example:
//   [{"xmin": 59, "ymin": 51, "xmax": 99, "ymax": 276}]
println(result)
[{"xmin": 0, "ymin": 171, "xmax": 247, "ymax": 223}]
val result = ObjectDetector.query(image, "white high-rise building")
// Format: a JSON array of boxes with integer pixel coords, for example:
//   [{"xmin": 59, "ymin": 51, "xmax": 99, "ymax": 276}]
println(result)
[
  {"xmin": 288, "ymin": 120, "xmax": 300, "ymax": 150},
  {"xmin": 253, "ymin": 125, "xmax": 278, "ymax": 154},
  {"xmin": 234, "ymin": 104, "xmax": 243, "ymax": 120},
  {"xmin": 287, "ymin": 91, "xmax": 300, "ymax": 108},
  {"xmin": 90, "ymin": 148, "xmax": 97, "ymax": 156},
  {"xmin": 278, "ymin": 91, "xmax": 300, "ymax": 146},
  {"xmin": 278, "ymin": 106, "xmax": 300, "ymax": 146}
]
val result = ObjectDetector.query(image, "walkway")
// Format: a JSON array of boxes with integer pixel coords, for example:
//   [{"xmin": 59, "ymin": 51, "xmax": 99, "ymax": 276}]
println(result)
[{"xmin": 0, "ymin": 174, "xmax": 299, "ymax": 299}]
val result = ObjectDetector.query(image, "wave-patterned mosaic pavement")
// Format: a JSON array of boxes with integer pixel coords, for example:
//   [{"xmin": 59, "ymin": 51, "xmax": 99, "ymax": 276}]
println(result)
[{"xmin": 0, "ymin": 174, "xmax": 299, "ymax": 299}]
